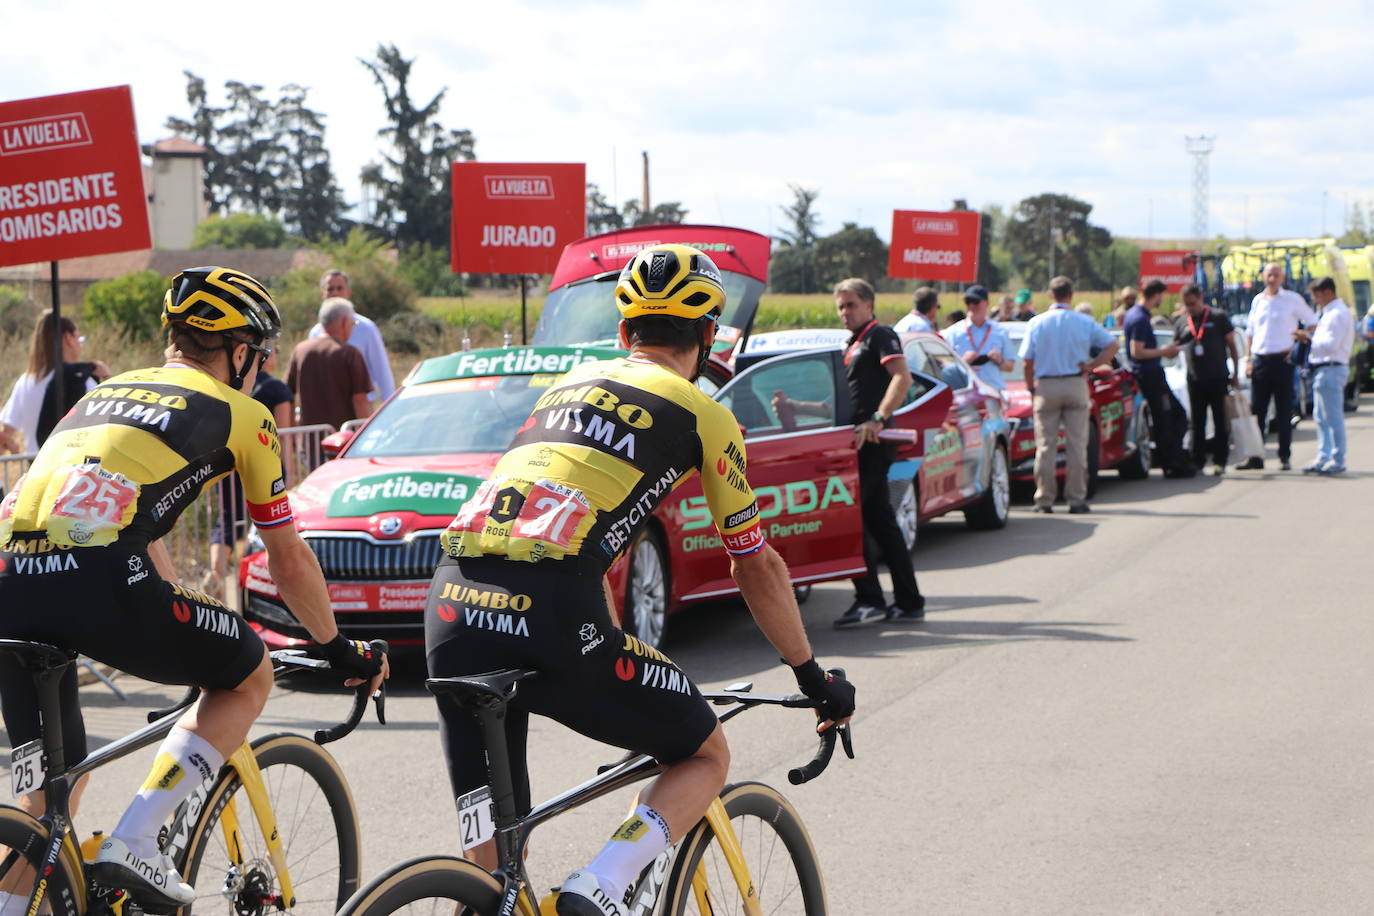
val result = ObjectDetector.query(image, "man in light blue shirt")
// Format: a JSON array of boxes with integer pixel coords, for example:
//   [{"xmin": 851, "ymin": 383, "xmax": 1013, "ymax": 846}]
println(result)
[
  {"xmin": 894, "ymin": 286, "xmax": 939, "ymax": 334},
  {"xmin": 1017, "ymin": 276, "xmax": 1118, "ymax": 513},
  {"xmin": 309, "ymin": 270, "xmax": 397, "ymax": 406},
  {"xmin": 942, "ymin": 285, "xmax": 1013, "ymax": 388}
]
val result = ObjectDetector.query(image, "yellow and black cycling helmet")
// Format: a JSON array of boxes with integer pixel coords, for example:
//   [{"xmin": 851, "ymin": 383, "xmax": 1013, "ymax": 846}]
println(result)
[
  {"xmin": 614, "ymin": 244, "xmax": 726, "ymax": 320},
  {"xmin": 162, "ymin": 266, "xmax": 281, "ymax": 341}
]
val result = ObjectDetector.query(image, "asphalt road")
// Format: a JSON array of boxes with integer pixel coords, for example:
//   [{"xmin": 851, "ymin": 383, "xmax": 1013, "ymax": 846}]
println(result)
[{"xmin": 34, "ymin": 402, "xmax": 1374, "ymax": 914}]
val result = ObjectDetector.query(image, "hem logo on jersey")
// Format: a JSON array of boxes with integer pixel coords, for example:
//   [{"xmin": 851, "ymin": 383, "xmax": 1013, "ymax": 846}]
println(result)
[
  {"xmin": 600, "ymin": 466, "xmax": 683, "ymax": 556},
  {"xmin": 723, "ymin": 524, "xmax": 764, "ymax": 554}
]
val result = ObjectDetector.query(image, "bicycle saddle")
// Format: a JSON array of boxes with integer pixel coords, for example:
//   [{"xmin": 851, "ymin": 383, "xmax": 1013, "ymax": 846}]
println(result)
[
  {"xmin": 427, "ymin": 669, "xmax": 538, "ymax": 709},
  {"xmin": 0, "ymin": 639, "xmax": 75, "ymax": 669}
]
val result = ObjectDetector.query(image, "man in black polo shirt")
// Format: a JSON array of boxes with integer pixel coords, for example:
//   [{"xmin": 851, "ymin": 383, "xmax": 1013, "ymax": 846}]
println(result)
[
  {"xmin": 1173, "ymin": 284, "xmax": 1240, "ymax": 476},
  {"xmin": 831, "ymin": 278, "xmax": 923, "ymax": 627},
  {"xmin": 1123, "ymin": 280, "xmax": 1193, "ymax": 477}
]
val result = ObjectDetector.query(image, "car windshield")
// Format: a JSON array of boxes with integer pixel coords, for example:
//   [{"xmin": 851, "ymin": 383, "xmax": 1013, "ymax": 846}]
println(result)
[
  {"xmin": 534, "ymin": 271, "xmax": 764, "ymax": 347},
  {"xmin": 346, "ymin": 376, "xmax": 551, "ymax": 458}
]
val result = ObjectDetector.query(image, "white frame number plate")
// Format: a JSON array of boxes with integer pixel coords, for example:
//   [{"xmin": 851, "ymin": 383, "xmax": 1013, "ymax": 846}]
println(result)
[
  {"xmin": 456, "ymin": 785, "xmax": 495, "ymax": 852},
  {"xmin": 11, "ymin": 740, "xmax": 43, "ymax": 798}
]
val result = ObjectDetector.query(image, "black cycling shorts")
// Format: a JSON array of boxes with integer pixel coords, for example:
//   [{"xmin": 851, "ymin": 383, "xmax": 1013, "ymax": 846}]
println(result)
[
  {"xmin": 425, "ymin": 554, "xmax": 719, "ymax": 813},
  {"xmin": 0, "ymin": 537, "xmax": 266, "ymax": 759}
]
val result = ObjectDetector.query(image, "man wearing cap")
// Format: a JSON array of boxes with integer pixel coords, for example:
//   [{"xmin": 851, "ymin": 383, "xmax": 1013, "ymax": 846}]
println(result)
[
  {"xmin": 1013, "ymin": 289, "xmax": 1036, "ymax": 321},
  {"xmin": 1240, "ymin": 262, "xmax": 1317, "ymax": 471},
  {"xmin": 1018, "ymin": 276, "xmax": 1119, "ymax": 513},
  {"xmin": 1294, "ymin": 276, "xmax": 1353, "ymax": 474},
  {"xmin": 942, "ymin": 285, "xmax": 1014, "ymax": 389},
  {"xmin": 894, "ymin": 287, "xmax": 940, "ymax": 334}
]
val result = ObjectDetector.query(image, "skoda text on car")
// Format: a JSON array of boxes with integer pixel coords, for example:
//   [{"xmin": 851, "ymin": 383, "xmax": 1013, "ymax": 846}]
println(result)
[
  {"xmin": 1000, "ymin": 323, "xmax": 1150, "ymax": 491},
  {"xmin": 740, "ymin": 329, "xmax": 1013, "ymax": 550},
  {"xmin": 534, "ymin": 224, "xmax": 771, "ymax": 360},
  {"xmin": 238, "ymin": 344, "xmax": 874, "ymax": 650}
]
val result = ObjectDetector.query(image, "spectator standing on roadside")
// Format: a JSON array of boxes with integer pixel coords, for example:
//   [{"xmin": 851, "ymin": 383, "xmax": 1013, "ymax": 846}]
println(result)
[
  {"xmin": 1018, "ymin": 276, "xmax": 1119, "ymax": 513},
  {"xmin": 1013, "ymin": 289, "xmax": 1036, "ymax": 321},
  {"xmin": 1125, "ymin": 280, "xmax": 1193, "ymax": 477},
  {"xmin": 309, "ymin": 270, "xmax": 395, "ymax": 406},
  {"xmin": 943, "ymin": 285, "xmax": 1013, "ymax": 389},
  {"xmin": 1173, "ymin": 284, "xmax": 1239, "ymax": 476},
  {"xmin": 994, "ymin": 294, "xmax": 1017, "ymax": 322},
  {"xmin": 830, "ymin": 278, "xmax": 924, "ymax": 626},
  {"xmin": 894, "ymin": 286, "xmax": 940, "ymax": 333},
  {"xmin": 1104, "ymin": 287, "xmax": 1136, "ymax": 329},
  {"xmin": 1239, "ymin": 262, "xmax": 1317, "ymax": 471},
  {"xmin": 288, "ymin": 298, "xmax": 373, "ymax": 430},
  {"xmin": 1074, "ymin": 302, "xmax": 1095, "ymax": 317},
  {"xmin": 0, "ymin": 311, "xmax": 110, "ymax": 455},
  {"xmin": 1295, "ymin": 277, "xmax": 1353, "ymax": 475}
]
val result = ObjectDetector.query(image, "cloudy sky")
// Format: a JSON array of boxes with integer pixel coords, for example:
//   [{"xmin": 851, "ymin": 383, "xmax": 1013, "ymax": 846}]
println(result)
[{"xmin": 6, "ymin": 0, "xmax": 1370, "ymax": 243}]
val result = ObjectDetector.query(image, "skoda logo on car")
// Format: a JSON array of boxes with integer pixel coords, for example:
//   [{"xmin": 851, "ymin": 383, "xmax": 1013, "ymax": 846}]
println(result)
[{"xmin": 377, "ymin": 516, "xmax": 403, "ymax": 537}]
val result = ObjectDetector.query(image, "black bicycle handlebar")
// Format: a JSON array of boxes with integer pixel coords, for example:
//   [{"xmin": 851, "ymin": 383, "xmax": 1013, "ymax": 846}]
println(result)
[{"xmin": 786, "ymin": 668, "xmax": 855, "ymax": 785}]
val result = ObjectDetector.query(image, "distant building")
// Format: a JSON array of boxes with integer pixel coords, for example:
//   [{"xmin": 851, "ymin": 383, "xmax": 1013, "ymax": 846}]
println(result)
[{"xmin": 143, "ymin": 137, "xmax": 210, "ymax": 249}]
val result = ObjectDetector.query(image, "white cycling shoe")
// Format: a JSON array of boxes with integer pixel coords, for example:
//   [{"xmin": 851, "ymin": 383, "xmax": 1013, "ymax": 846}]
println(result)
[
  {"xmin": 555, "ymin": 870, "xmax": 625, "ymax": 916},
  {"xmin": 90, "ymin": 836, "xmax": 196, "ymax": 907}
]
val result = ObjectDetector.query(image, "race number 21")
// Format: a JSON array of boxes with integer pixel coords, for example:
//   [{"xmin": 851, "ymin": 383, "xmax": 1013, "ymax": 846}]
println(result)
[{"xmin": 456, "ymin": 785, "xmax": 495, "ymax": 851}]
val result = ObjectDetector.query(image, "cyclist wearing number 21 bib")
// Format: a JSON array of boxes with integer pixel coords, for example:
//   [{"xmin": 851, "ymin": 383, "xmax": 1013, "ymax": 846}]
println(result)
[
  {"xmin": 0, "ymin": 267, "xmax": 388, "ymax": 909},
  {"xmin": 425, "ymin": 244, "xmax": 857, "ymax": 916}
]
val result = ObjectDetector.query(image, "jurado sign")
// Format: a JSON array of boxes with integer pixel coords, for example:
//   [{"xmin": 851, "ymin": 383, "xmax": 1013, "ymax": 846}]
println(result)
[{"xmin": 451, "ymin": 162, "xmax": 586, "ymax": 274}]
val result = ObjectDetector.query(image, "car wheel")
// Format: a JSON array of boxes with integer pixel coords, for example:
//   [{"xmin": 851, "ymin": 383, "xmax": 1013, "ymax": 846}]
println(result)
[
  {"xmin": 793, "ymin": 584, "xmax": 812, "ymax": 604},
  {"xmin": 623, "ymin": 529, "xmax": 670, "ymax": 651},
  {"xmin": 890, "ymin": 478, "xmax": 918, "ymax": 552},
  {"xmin": 964, "ymin": 445, "xmax": 1010, "ymax": 530},
  {"xmin": 1117, "ymin": 402, "xmax": 1151, "ymax": 479}
]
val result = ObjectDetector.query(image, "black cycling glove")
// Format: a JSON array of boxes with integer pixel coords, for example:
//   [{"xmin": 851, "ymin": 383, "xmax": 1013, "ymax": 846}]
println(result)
[
  {"xmin": 323, "ymin": 635, "xmax": 383, "ymax": 680},
  {"xmin": 789, "ymin": 658, "xmax": 855, "ymax": 724}
]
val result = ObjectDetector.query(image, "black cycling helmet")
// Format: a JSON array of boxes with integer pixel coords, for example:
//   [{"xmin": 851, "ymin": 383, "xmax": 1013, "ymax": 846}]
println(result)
[{"xmin": 162, "ymin": 267, "xmax": 281, "ymax": 390}]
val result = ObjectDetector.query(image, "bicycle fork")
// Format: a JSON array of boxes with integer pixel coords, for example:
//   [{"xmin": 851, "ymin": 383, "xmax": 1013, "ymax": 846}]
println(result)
[
  {"xmin": 207, "ymin": 744, "xmax": 297, "ymax": 910},
  {"xmin": 687, "ymin": 798, "xmax": 760, "ymax": 916}
]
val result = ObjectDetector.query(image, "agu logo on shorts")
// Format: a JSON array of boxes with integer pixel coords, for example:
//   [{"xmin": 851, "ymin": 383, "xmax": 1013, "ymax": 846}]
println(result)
[
  {"xmin": 615, "ymin": 657, "xmax": 635, "ymax": 681},
  {"xmin": 172, "ymin": 600, "xmax": 191, "ymax": 623}
]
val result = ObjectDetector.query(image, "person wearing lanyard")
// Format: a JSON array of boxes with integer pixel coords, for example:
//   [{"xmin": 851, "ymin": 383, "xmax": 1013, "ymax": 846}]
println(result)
[
  {"xmin": 1294, "ymin": 276, "xmax": 1353, "ymax": 474},
  {"xmin": 1123, "ymin": 280, "xmax": 1193, "ymax": 477},
  {"xmin": 1240, "ymin": 262, "xmax": 1317, "ymax": 470},
  {"xmin": 1173, "ymin": 284, "xmax": 1240, "ymax": 476},
  {"xmin": 942, "ymin": 284, "xmax": 1013, "ymax": 388},
  {"xmin": 1018, "ymin": 276, "xmax": 1118, "ymax": 513}
]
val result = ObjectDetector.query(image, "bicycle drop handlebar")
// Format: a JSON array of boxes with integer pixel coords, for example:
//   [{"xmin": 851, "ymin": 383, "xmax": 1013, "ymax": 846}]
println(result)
[{"xmin": 144, "ymin": 639, "xmax": 389, "ymax": 746}]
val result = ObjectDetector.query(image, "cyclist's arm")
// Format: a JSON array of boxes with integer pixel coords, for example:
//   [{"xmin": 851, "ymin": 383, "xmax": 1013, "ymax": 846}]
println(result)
[
  {"xmin": 603, "ymin": 575, "xmax": 620, "ymax": 627},
  {"xmin": 148, "ymin": 538, "xmax": 177, "ymax": 581},
  {"xmin": 256, "ymin": 523, "xmax": 338, "ymax": 644},
  {"xmin": 730, "ymin": 545, "xmax": 811, "ymax": 666}
]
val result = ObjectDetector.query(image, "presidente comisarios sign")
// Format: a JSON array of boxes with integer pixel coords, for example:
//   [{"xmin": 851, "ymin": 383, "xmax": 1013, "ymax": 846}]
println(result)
[
  {"xmin": 1138, "ymin": 250, "xmax": 1193, "ymax": 293},
  {"xmin": 887, "ymin": 209, "xmax": 981, "ymax": 283},
  {"xmin": 0, "ymin": 85, "xmax": 151, "ymax": 267},
  {"xmin": 451, "ymin": 162, "xmax": 586, "ymax": 274}
]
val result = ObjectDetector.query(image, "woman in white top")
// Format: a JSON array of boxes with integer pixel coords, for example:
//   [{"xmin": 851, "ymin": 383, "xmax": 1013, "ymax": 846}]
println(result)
[{"xmin": 0, "ymin": 311, "xmax": 109, "ymax": 455}]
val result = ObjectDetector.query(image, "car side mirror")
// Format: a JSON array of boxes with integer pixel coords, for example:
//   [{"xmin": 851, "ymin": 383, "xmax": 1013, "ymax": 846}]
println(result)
[{"xmin": 320, "ymin": 429, "xmax": 354, "ymax": 458}]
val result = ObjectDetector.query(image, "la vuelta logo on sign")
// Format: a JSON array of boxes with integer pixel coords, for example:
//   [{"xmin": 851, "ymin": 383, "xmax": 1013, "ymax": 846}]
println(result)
[
  {"xmin": 0, "ymin": 113, "xmax": 93, "ymax": 156},
  {"xmin": 484, "ymin": 175, "xmax": 554, "ymax": 199}
]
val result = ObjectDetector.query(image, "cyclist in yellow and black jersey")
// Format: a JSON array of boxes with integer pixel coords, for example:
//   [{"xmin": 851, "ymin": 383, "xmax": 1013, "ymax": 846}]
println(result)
[
  {"xmin": 424, "ymin": 245, "xmax": 856, "ymax": 916},
  {"xmin": 0, "ymin": 267, "xmax": 387, "ymax": 910}
]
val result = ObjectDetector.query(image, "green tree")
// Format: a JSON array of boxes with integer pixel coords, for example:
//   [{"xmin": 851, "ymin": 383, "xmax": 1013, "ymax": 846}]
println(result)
[
  {"xmin": 586, "ymin": 183, "xmax": 623, "ymax": 235},
  {"xmin": 770, "ymin": 185, "xmax": 822, "ymax": 293},
  {"xmin": 779, "ymin": 184, "xmax": 820, "ymax": 248},
  {"xmin": 192, "ymin": 213, "xmax": 290, "ymax": 249},
  {"xmin": 271, "ymin": 229, "xmax": 417, "ymax": 335},
  {"xmin": 84, "ymin": 271, "xmax": 167, "ymax": 340},
  {"xmin": 0, "ymin": 285, "xmax": 35, "ymax": 337},
  {"xmin": 275, "ymin": 84, "xmax": 348, "ymax": 240},
  {"xmin": 814, "ymin": 223, "xmax": 888, "ymax": 289},
  {"xmin": 621, "ymin": 199, "xmax": 689, "ymax": 226},
  {"xmin": 1004, "ymin": 193, "xmax": 1113, "ymax": 288},
  {"xmin": 400, "ymin": 242, "xmax": 466, "ymax": 296},
  {"xmin": 360, "ymin": 44, "xmax": 476, "ymax": 249}
]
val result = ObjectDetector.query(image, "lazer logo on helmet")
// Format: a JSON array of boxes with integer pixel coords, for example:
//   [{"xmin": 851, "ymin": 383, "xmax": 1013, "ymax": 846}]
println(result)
[
  {"xmin": 480, "ymin": 225, "xmax": 556, "ymax": 247},
  {"xmin": 678, "ymin": 475, "xmax": 854, "ymax": 531}
]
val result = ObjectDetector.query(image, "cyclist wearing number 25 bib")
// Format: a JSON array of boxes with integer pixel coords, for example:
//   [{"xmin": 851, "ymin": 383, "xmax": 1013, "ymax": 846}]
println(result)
[
  {"xmin": 0, "ymin": 267, "xmax": 387, "ymax": 909},
  {"xmin": 423, "ymin": 244, "xmax": 857, "ymax": 916}
]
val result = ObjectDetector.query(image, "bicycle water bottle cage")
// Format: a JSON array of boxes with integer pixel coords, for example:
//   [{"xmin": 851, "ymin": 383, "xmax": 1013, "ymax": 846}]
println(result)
[{"xmin": 427, "ymin": 669, "xmax": 539, "ymax": 710}]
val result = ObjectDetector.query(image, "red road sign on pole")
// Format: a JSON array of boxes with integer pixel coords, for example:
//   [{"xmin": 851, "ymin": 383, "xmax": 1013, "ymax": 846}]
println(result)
[
  {"xmin": 887, "ymin": 210, "xmax": 981, "ymax": 283},
  {"xmin": 451, "ymin": 163, "xmax": 586, "ymax": 274},
  {"xmin": 1139, "ymin": 250, "xmax": 1193, "ymax": 292},
  {"xmin": 0, "ymin": 85, "xmax": 151, "ymax": 267}
]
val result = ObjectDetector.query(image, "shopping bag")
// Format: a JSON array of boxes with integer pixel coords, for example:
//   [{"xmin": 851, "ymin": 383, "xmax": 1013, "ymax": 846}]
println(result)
[{"xmin": 1227, "ymin": 392, "xmax": 1263, "ymax": 459}]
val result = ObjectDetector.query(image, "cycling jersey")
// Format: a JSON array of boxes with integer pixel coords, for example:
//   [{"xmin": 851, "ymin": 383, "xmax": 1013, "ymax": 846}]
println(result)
[
  {"xmin": 0, "ymin": 365, "xmax": 292, "ymax": 551},
  {"xmin": 441, "ymin": 356, "xmax": 764, "ymax": 570}
]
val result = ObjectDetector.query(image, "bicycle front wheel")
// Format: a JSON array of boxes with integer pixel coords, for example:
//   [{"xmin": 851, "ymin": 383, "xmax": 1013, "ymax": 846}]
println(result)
[
  {"xmin": 664, "ymin": 782, "xmax": 827, "ymax": 916},
  {"xmin": 0, "ymin": 806, "xmax": 82, "ymax": 916},
  {"xmin": 177, "ymin": 733, "xmax": 360, "ymax": 916},
  {"xmin": 337, "ymin": 856, "xmax": 505, "ymax": 916}
]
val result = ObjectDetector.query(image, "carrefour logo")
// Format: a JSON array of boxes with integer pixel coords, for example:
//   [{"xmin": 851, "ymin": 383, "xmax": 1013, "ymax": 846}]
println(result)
[{"xmin": 327, "ymin": 472, "xmax": 483, "ymax": 518}]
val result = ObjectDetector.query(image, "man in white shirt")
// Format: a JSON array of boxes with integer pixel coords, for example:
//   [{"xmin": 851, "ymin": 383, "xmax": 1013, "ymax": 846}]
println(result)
[
  {"xmin": 308, "ymin": 270, "xmax": 396, "ymax": 406},
  {"xmin": 894, "ymin": 287, "xmax": 939, "ymax": 334},
  {"xmin": 1295, "ymin": 277, "xmax": 1353, "ymax": 474},
  {"xmin": 1239, "ymin": 262, "xmax": 1317, "ymax": 471},
  {"xmin": 942, "ymin": 285, "xmax": 1013, "ymax": 389}
]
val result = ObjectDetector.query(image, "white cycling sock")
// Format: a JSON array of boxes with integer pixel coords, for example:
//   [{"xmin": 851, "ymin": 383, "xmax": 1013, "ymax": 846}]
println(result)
[
  {"xmin": 0, "ymin": 891, "xmax": 27, "ymax": 914},
  {"xmin": 112, "ymin": 727, "xmax": 223, "ymax": 858},
  {"xmin": 583, "ymin": 804, "xmax": 672, "ymax": 901}
]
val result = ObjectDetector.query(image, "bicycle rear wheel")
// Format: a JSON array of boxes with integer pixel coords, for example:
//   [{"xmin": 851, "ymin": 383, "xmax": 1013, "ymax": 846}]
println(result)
[
  {"xmin": 336, "ymin": 856, "xmax": 505, "ymax": 916},
  {"xmin": 176, "ymin": 733, "xmax": 360, "ymax": 916},
  {"xmin": 664, "ymin": 782, "xmax": 826, "ymax": 915},
  {"xmin": 0, "ymin": 806, "xmax": 82, "ymax": 916}
]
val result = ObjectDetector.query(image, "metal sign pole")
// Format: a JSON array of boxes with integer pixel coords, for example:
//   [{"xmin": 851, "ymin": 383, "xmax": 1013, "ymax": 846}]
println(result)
[
  {"xmin": 520, "ymin": 274, "xmax": 528, "ymax": 344},
  {"xmin": 49, "ymin": 261, "xmax": 64, "ymax": 415}
]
